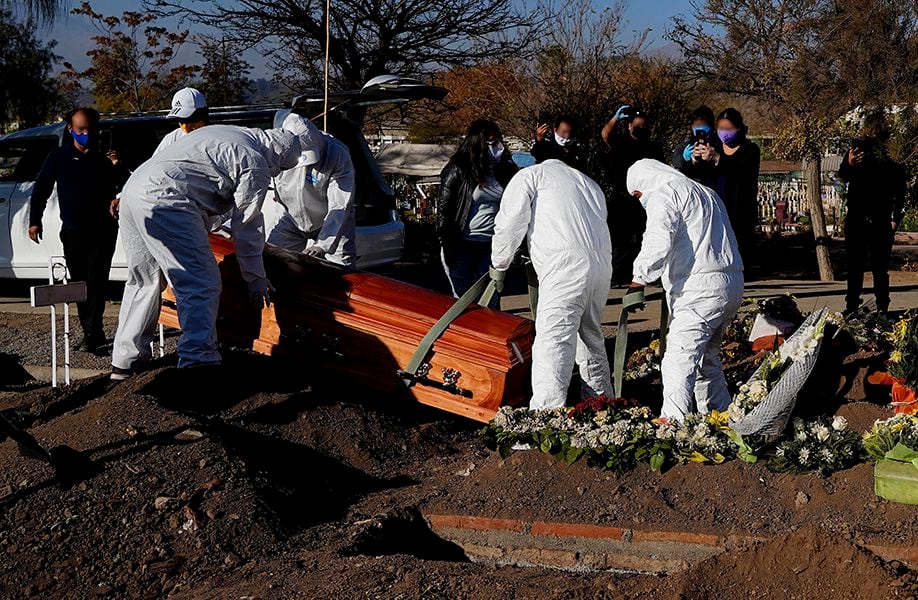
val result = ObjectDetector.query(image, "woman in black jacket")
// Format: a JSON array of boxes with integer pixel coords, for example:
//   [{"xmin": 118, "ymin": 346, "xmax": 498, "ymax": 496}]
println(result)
[
  {"xmin": 437, "ymin": 119, "xmax": 518, "ymax": 307},
  {"xmin": 711, "ymin": 108, "xmax": 760, "ymax": 268}
]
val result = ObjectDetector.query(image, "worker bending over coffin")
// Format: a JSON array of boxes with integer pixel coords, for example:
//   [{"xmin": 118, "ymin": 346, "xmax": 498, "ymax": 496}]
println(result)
[
  {"xmin": 110, "ymin": 125, "xmax": 303, "ymax": 380},
  {"xmin": 625, "ymin": 159, "xmax": 744, "ymax": 420},
  {"xmin": 155, "ymin": 87, "xmax": 209, "ymax": 155},
  {"xmin": 268, "ymin": 113, "xmax": 357, "ymax": 267},
  {"xmin": 489, "ymin": 159, "xmax": 614, "ymax": 410}
]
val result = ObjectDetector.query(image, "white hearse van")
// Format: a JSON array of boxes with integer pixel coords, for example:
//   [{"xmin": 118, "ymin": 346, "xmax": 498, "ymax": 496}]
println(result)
[{"xmin": 0, "ymin": 76, "xmax": 447, "ymax": 279}]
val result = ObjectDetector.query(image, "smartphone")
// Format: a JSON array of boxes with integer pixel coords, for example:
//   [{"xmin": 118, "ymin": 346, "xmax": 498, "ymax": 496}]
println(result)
[
  {"xmin": 851, "ymin": 138, "xmax": 863, "ymax": 152},
  {"xmin": 693, "ymin": 129, "xmax": 708, "ymax": 145},
  {"xmin": 538, "ymin": 111, "xmax": 551, "ymax": 128}
]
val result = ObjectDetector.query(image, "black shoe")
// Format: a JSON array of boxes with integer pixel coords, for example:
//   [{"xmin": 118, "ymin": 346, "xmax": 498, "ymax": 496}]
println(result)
[
  {"xmin": 77, "ymin": 334, "xmax": 107, "ymax": 352},
  {"xmin": 110, "ymin": 366, "xmax": 133, "ymax": 381}
]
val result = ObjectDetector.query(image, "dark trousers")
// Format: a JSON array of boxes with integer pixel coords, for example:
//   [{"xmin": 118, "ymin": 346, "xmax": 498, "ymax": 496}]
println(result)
[
  {"xmin": 845, "ymin": 217, "xmax": 893, "ymax": 312},
  {"xmin": 60, "ymin": 227, "xmax": 118, "ymax": 341},
  {"xmin": 441, "ymin": 239, "xmax": 500, "ymax": 309},
  {"xmin": 609, "ymin": 192, "xmax": 647, "ymax": 285}
]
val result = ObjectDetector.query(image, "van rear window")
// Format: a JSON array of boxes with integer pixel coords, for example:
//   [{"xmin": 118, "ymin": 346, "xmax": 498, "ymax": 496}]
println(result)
[{"xmin": 0, "ymin": 138, "xmax": 58, "ymax": 182}]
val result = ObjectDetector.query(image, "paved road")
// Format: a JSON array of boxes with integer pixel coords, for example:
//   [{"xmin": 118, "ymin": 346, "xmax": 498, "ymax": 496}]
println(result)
[
  {"xmin": 3, "ymin": 271, "xmax": 917, "ymax": 345},
  {"xmin": 501, "ymin": 272, "xmax": 918, "ymax": 334}
]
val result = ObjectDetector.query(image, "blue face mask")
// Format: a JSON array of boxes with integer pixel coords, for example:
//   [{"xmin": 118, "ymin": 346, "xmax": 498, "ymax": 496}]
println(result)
[{"xmin": 71, "ymin": 131, "xmax": 90, "ymax": 147}]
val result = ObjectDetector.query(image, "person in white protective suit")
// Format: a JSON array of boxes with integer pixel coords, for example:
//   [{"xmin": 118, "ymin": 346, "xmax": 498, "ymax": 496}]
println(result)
[
  {"xmin": 155, "ymin": 87, "xmax": 209, "ymax": 155},
  {"xmin": 109, "ymin": 88, "xmax": 211, "ymax": 221},
  {"xmin": 625, "ymin": 159, "xmax": 744, "ymax": 420},
  {"xmin": 109, "ymin": 125, "xmax": 302, "ymax": 379},
  {"xmin": 267, "ymin": 113, "xmax": 357, "ymax": 266},
  {"xmin": 489, "ymin": 159, "xmax": 614, "ymax": 410}
]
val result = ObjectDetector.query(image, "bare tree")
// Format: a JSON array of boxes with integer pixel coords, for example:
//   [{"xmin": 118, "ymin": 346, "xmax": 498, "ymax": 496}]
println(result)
[
  {"xmin": 527, "ymin": 0, "xmax": 688, "ymax": 180},
  {"xmin": 145, "ymin": 0, "xmax": 541, "ymax": 114},
  {"xmin": 198, "ymin": 36, "xmax": 254, "ymax": 107},
  {"xmin": 3, "ymin": 0, "xmax": 64, "ymax": 24},
  {"xmin": 671, "ymin": 0, "xmax": 918, "ymax": 281}
]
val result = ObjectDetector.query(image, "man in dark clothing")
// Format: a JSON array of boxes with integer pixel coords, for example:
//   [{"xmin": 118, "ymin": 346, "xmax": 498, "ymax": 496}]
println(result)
[
  {"xmin": 530, "ymin": 115, "xmax": 588, "ymax": 174},
  {"xmin": 601, "ymin": 104, "xmax": 663, "ymax": 285},
  {"xmin": 838, "ymin": 121, "xmax": 907, "ymax": 315},
  {"xmin": 671, "ymin": 105, "xmax": 721, "ymax": 187},
  {"xmin": 29, "ymin": 107, "xmax": 126, "ymax": 351}
]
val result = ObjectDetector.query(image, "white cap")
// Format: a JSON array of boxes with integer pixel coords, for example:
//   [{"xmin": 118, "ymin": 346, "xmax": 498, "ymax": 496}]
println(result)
[
  {"xmin": 281, "ymin": 112, "xmax": 325, "ymax": 165},
  {"xmin": 167, "ymin": 87, "xmax": 207, "ymax": 119}
]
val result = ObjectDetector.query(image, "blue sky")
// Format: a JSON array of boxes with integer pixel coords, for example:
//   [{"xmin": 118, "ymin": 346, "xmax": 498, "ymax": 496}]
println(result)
[{"xmin": 41, "ymin": 0, "xmax": 694, "ymax": 77}]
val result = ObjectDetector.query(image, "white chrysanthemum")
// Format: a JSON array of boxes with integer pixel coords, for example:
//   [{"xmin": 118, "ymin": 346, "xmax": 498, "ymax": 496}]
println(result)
[
  {"xmin": 798, "ymin": 448, "xmax": 811, "ymax": 464},
  {"xmin": 793, "ymin": 418, "xmax": 805, "ymax": 432},
  {"xmin": 775, "ymin": 446, "xmax": 785, "ymax": 457},
  {"xmin": 748, "ymin": 380, "xmax": 768, "ymax": 398},
  {"xmin": 492, "ymin": 407, "xmax": 513, "ymax": 428},
  {"xmin": 813, "ymin": 424, "xmax": 831, "ymax": 443},
  {"xmin": 728, "ymin": 403, "xmax": 745, "ymax": 422}
]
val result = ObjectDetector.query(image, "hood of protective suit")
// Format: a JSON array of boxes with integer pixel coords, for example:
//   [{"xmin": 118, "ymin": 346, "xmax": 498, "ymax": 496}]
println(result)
[
  {"xmin": 253, "ymin": 128, "xmax": 302, "ymax": 176},
  {"xmin": 281, "ymin": 113, "xmax": 325, "ymax": 166},
  {"xmin": 626, "ymin": 159, "xmax": 687, "ymax": 209}
]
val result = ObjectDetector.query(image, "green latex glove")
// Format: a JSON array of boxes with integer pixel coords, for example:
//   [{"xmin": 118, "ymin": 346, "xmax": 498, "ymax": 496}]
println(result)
[
  {"xmin": 623, "ymin": 287, "xmax": 646, "ymax": 313},
  {"xmin": 489, "ymin": 267, "xmax": 507, "ymax": 293}
]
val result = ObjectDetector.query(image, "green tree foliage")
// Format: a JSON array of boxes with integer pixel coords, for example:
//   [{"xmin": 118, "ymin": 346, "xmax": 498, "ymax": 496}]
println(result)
[
  {"xmin": 63, "ymin": 1, "xmax": 198, "ymax": 113},
  {"xmin": 0, "ymin": 7, "xmax": 62, "ymax": 131}
]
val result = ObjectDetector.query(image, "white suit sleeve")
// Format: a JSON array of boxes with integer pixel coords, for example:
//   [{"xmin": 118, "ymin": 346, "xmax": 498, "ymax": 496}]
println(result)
[
  {"xmin": 491, "ymin": 170, "xmax": 535, "ymax": 271},
  {"xmin": 231, "ymin": 166, "xmax": 272, "ymax": 282},
  {"xmin": 153, "ymin": 129, "xmax": 182, "ymax": 156},
  {"xmin": 632, "ymin": 195, "xmax": 679, "ymax": 285},
  {"xmin": 315, "ymin": 155, "xmax": 355, "ymax": 254}
]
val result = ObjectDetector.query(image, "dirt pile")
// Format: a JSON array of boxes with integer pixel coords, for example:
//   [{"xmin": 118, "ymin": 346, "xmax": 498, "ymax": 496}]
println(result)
[
  {"xmin": 678, "ymin": 527, "xmax": 918, "ymax": 599},
  {"xmin": 1, "ymin": 314, "xmax": 917, "ymax": 598},
  {"xmin": 426, "ymin": 401, "xmax": 918, "ymax": 548},
  {"xmin": 0, "ymin": 350, "xmax": 478, "ymax": 599}
]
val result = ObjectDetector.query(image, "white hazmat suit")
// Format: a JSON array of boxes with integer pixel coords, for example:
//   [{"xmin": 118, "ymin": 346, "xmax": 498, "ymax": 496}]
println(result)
[
  {"xmin": 111, "ymin": 125, "xmax": 302, "ymax": 370},
  {"xmin": 491, "ymin": 159, "xmax": 614, "ymax": 410},
  {"xmin": 153, "ymin": 127, "xmax": 186, "ymax": 156},
  {"xmin": 268, "ymin": 114, "xmax": 357, "ymax": 266},
  {"xmin": 627, "ymin": 159, "xmax": 744, "ymax": 419}
]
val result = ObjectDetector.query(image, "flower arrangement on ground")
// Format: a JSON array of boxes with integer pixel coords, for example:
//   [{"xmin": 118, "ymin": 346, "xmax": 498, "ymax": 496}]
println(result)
[
  {"xmin": 863, "ymin": 414, "xmax": 918, "ymax": 461},
  {"xmin": 655, "ymin": 411, "xmax": 736, "ymax": 464},
  {"xmin": 721, "ymin": 295, "xmax": 804, "ymax": 385},
  {"xmin": 728, "ymin": 311, "xmax": 827, "ymax": 425},
  {"xmin": 885, "ymin": 314, "xmax": 918, "ymax": 414},
  {"xmin": 624, "ymin": 338, "xmax": 663, "ymax": 381},
  {"xmin": 768, "ymin": 416, "xmax": 864, "ymax": 476},
  {"xmin": 484, "ymin": 404, "xmax": 880, "ymax": 477},
  {"xmin": 829, "ymin": 311, "xmax": 896, "ymax": 354},
  {"xmin": 484, "ymin": 397, "xmax": 655, "ymax": 470}
]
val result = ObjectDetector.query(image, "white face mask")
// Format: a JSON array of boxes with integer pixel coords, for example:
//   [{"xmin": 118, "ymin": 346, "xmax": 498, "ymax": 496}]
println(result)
[
  {"xmin": 554, "ymin": 132, "xmax": 573, "ymax": 147},
  {"xmin": 488, "ymin": 142, "xmax": 505, "ymax": 160}
]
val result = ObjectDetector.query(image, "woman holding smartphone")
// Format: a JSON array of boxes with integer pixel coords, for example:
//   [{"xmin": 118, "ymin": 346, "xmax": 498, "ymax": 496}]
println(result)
[{"xmin": 437, "ymin": 119, "xmax": 519, "ymax": 308}]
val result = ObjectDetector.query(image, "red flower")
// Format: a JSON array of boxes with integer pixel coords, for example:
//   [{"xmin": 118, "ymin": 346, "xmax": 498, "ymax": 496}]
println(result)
[{"xmin": 568, "ymin": 396, "xmax": 639, "ymax": 420}]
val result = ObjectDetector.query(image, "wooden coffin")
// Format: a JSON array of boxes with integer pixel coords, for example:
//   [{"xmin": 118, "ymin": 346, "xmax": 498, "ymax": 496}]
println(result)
[{"xmin": 159, "ymin": 234, "xmax": 534, "ymax": 422}]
